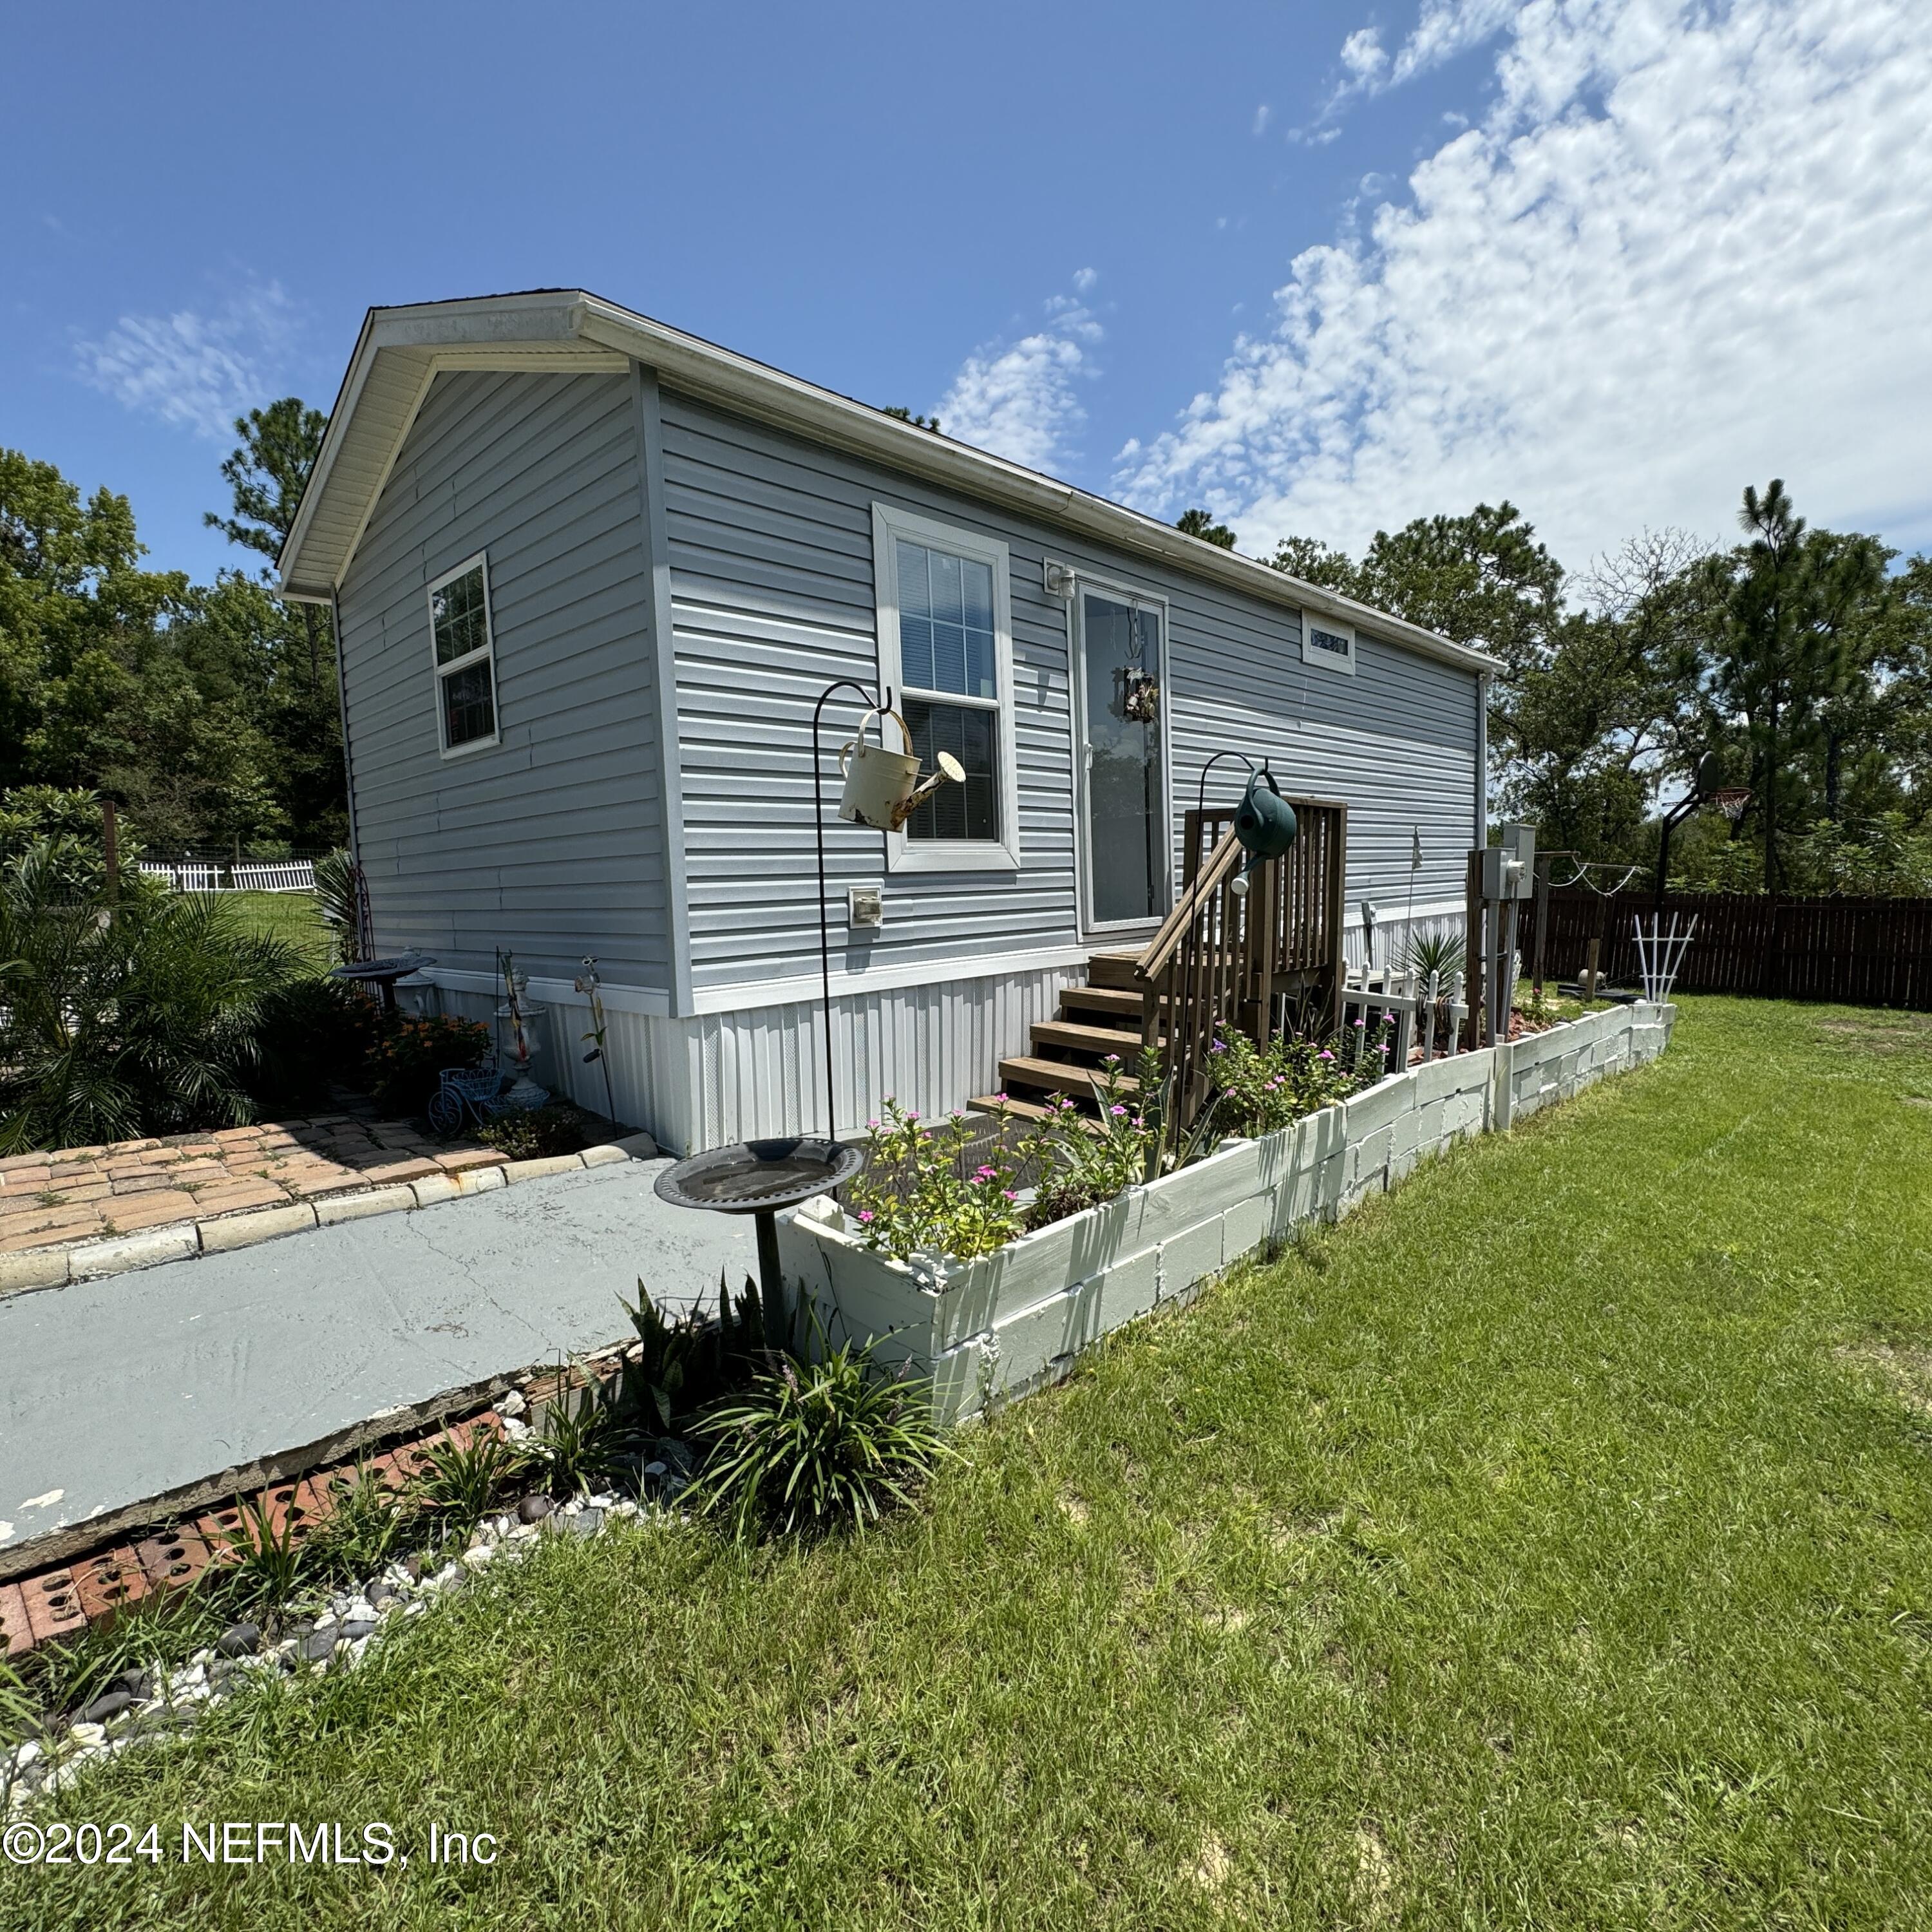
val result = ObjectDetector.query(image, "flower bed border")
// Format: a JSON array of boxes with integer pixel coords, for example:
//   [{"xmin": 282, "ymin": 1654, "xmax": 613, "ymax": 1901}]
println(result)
[
  {"xmin": 0, "ymin": 1133, "xmax": 659, "ymax": 1302},
  {"xmin": 781, "ymin": 1003, "xmax": 1676, "ymax": 1423}
]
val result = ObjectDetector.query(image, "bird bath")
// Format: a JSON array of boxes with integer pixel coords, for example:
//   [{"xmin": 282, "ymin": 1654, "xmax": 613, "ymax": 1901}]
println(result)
[{"xmin": 654, "ymin": 1136, "xmax": 864, "ymax": 1347}]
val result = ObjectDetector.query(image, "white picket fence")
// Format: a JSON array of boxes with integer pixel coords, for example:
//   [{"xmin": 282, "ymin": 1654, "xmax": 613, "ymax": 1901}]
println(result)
[{"xmin": 137, "ymin": 858, "xmax": 317, "ymax": 893}]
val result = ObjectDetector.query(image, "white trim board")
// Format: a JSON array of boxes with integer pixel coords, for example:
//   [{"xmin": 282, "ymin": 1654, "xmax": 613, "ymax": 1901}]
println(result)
[
  {"xmin": 415, "ymin": 969, "xmax": 672, "ymax": 1018},
  {"xmin": 870, "ymin": 502, "xmax": 1022, "ymax": 875}
]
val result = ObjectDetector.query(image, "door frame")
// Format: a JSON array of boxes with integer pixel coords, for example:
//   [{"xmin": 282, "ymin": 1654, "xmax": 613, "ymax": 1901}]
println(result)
[{"xmin": 1066, "ymin": 569, "xmax": 1174, "ymax": 942}]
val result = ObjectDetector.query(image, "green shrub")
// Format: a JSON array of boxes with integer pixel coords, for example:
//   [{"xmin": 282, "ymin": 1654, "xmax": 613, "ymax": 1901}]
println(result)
[
  {"xmin": 1206, "ymin": 1025, "xmax": 1361, "ymax": 1138},
  {"xmin": 477, "ymin": 1103, "xmax": 588, "ymax": 1160},
  {"xmin": 845, "ymin": 1103, "xmax": 1027, "ymax": 1260},
  {"xmin": 0, "ymin": 839, "xmax": 307, "ymax": 1153},
  {"xmin": 689, "ymin": 1341, "xmax": 950, "ymax": 1542},
  {"xmin": 247, "ymin": 975, "xmax": 382, "ymax": 1113},
  {"xmin": 368, "ymin": 1012, "xmax": 490, "ymax": 1118}
]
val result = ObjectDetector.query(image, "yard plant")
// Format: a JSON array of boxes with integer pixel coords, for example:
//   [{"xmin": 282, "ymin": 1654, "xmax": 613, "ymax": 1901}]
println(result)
[{"xmin": 8, "ymin": 997, "xmax": 1932, "ymax": 1927}]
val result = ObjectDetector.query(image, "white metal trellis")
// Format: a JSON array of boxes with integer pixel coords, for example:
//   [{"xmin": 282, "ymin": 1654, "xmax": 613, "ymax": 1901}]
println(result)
[{"xmin": 1632, "ymin": 913, "xmax": 1698, "ymax": 1003}]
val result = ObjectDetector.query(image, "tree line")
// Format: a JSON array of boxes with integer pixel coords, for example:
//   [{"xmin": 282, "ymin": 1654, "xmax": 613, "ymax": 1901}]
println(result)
[
  {"xmin": 1185, "ymin": 486, "xmax": 1932, "ymax": 896},
  {"xmin": 0, "ymin": 400, "xmax": 340, "ymax": 860}
]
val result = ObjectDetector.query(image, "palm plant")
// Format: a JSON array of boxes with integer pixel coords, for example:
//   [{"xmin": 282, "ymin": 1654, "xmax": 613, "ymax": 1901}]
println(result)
[
  {"xmin": 0, "ymin": 840, "xmax": 305, "ymax": 1153},
  {"xmin": 312, "ymin": 848, "xmax": 363, "ymax": 963}
]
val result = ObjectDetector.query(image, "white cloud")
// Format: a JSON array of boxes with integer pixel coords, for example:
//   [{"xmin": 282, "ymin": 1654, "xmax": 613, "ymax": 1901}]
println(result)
[
  {"xmin": 936, "ymin": 287, "xmax": 1103, "ymax": 473},
  {"xmin": 75, "ymin": 281, "xmax": 299, "ymax": 438},
  {"xmin": 1253, "ymin": 102, "xmax": 1274, "ymax": 135},
  {"xmin": 1072, "ymin": 266, "xmax": 1099, "ymax": 294},
  {"xmin": 1117, "ymin": 0, "xmax": 1932, "ymax": 569}
]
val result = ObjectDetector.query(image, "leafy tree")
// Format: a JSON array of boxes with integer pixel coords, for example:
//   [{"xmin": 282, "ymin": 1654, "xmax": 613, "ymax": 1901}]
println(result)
[{"xmin": 1176, "ymin": 508, "xmax": 1236, "ymax": 549}]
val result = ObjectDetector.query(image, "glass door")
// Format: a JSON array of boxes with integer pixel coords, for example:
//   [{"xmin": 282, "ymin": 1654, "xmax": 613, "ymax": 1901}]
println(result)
[{"xmin": 1076, "ymin": 589, "xmax": 1168, "ymax": 930}]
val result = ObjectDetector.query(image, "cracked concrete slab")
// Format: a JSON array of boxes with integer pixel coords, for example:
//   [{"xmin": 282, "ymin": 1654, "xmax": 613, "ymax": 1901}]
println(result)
[{"xmin": 0, "ymin": 1159, "xmax": 753, "ymax": 1556}]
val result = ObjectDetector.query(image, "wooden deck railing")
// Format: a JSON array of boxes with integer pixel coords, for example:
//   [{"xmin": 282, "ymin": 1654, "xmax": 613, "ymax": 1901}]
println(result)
[{"xmin": 1134, "ymin": 800, "xmax": 1348, "ymax": 1129}]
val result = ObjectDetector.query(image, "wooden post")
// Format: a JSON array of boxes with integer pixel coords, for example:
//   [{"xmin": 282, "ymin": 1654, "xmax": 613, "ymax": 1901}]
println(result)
[
  {"xmin": 1531, "ymin": 851, "xmax": 1553, "ymax": 999},
  {"xmin": 99, "ymin": 796, "xmax": 119, "ymax": 902},
  {"xmin": 1584, "ymin": 937, "xmax": 1601, "ymax": 1001},
  {"xmin": 1463, "ymin": 848, "xmax": 1485, "ymax": 1050}
]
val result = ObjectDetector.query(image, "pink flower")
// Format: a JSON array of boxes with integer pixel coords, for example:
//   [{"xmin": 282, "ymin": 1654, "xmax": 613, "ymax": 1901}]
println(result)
[
  {"xmin": 1352, "ymin": 1016, "xmax": 1367, "ymax": 1028},
  {"xmin": 1110, "ymin": 1104, "xmax": 1128, "ymax": 1117},
  {"xmin": 857, "ymin": 1209, "xmax": 874, "ymax": 1222},
  {"xmin": 975, "ymin": 1164, "xmax": 998, "ymax": 1179},
  {"xmin": 994, "ymin": 1092, "xmax": 1008, "ymax": 1104},
  {"xmin": 1319, "ymin": 1050, "xmax": 1334, "ymax": 1062},
  {"xmin": 1003, "ymin": 1189, "xmax": 1018, "ymax": 1202}
]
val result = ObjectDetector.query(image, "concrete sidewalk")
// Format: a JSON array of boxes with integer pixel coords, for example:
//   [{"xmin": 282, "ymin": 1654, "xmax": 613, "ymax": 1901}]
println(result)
[{"xmin": 0, "ymin": 1159, "xmax": 752, "ymax": 1567}]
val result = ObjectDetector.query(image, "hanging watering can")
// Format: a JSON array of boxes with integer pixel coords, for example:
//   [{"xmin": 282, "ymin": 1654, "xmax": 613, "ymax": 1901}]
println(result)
[
  {"xmin": 1233, "ymin": 765, "xmax": 1298, "ymax": 864},
  {"xmin": 838, "ymin": 708, "xmax": 964, "ymax": 830}
]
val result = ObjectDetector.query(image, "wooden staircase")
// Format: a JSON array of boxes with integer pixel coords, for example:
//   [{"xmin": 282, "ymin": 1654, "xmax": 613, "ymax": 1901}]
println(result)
[{"xmin": 970, "ymin": 952, "xmax": 1152, "ymax": 1121}]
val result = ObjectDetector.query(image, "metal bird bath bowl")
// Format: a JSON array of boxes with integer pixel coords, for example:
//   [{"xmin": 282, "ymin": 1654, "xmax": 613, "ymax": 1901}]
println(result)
[
  {"xmin": 655, "ymin": 1136, "xmax": 864, "ymax": 1348},
  {"xmin": 332, "ymin": 952, "xmax": 436, "ymax": 1014}
]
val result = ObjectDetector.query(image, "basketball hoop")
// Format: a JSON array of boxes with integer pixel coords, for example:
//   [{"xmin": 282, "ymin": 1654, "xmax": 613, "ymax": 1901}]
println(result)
[{"xmin": 1708, "ymin": 788, "xmax": 1751, "ymax": 824}]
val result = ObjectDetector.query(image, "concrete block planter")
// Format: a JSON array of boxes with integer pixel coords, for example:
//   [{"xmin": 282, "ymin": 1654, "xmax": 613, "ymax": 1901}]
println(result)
[{"xmin": 779, "ymin": 1003, "xmax": 1675, "ymax": 1424}]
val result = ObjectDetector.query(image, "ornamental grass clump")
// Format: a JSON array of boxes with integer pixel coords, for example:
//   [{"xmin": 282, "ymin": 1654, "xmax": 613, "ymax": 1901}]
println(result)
[{"xmin": 688, "ymin": 1341, "xmax": 950, "ymax": 1543}]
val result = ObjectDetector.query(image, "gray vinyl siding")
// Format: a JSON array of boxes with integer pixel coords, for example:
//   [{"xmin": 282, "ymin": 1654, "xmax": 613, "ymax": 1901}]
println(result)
[
  {"xmin": 660, "ymin": 390, "xmax": 1479, "ymax": 993},
  {"xmin": 337, "ymin": 369, "xmax": 668, "ymax": 987}
]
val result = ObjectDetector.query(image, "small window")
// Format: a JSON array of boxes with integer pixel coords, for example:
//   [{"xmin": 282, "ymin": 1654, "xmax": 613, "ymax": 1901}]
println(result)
[
  {"xmin": 427, "ymin": 554, "xmax": 500, "ymax": 755},
  {"xmin": 872, "ymin": 505, "xmax": 1020, "ymax": 871},
  {"xmin": 1302, "ymin": 613, "xmax": 1356, "ymax": 676}
]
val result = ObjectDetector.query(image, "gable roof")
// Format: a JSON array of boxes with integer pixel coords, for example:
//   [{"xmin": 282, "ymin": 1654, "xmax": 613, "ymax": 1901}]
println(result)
[{"xmin": 278, "ymin": 289, "xmax": 1497, "ymax": 676}]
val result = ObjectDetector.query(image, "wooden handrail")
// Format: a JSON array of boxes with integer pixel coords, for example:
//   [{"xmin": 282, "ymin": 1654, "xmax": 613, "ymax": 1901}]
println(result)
[
  {"xmin": 1130, "ymin": 798, "xmax": 1349, "ymax": 1135},
  {"xmin": 1134, "ymin": 826, "xmax": 1244, "ymax": 984}
]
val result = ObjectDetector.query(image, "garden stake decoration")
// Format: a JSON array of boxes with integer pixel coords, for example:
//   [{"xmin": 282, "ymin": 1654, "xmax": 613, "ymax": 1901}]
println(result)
[
  {"xmin": 574, "ymin": 956, "xmax": 618, "ymax": 1121},
  {"xmin": 1632, "ymin": 913, "xmax": 1697, "ymax": 1003},
  {"xmin": 495, "ymin": 947, "xmax": 549, "ymax": 1110}
]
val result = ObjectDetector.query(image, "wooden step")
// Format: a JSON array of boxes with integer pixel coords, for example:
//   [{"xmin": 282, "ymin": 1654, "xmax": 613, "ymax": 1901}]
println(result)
[
  {"xmin": 1084, "ymin": 952, "xmax": 1145, "ymax": 991},
  {"xmin": 1059, "ymin": 984, "xmax": 1145, "ymax": 1021},
  {"xmin": 1028, "ymin": 1019, "xmax": 1144, "ymax": 1059},
  {"xmin": 996, "ymin": 1054, "xmax": 1141, "ymax": 1101},
  {"xmin": 969, "ymin": 1095, "xmax": 1101, "ymax": 1133}
]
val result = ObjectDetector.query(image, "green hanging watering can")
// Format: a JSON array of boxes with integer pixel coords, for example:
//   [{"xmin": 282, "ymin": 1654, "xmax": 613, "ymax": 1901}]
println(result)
[{"xmin": 1233, "ymin": 765, "xmax": 1298, "ymax": 868}]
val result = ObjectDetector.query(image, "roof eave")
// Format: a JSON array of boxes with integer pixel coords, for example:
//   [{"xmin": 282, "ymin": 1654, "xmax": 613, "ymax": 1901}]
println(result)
[{"xmin": 281, "ymin": 289, "xmax": 1501, "ymax": 679}]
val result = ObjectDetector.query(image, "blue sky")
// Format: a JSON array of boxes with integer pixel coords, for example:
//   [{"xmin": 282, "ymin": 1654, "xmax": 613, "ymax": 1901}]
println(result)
[{"xmin": 8, "ymin": 1, "xmax": 1930, "ymax": 591}]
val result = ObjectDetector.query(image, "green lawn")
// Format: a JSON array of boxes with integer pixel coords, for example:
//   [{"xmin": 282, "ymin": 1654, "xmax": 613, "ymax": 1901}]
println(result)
[
  {"xmin": 10, "ymin": 997, "xmax": 1932, "ymax": 1930},
  {"xmin": 225, "ymin": 889, "xmax": 332, "ymax": 967}
]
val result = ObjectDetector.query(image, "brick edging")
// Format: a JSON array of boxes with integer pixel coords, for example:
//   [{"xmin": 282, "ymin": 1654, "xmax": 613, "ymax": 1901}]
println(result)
[{"xmin": 0, "ymin": 1134, "xmax": 658, "ymax": 1304}]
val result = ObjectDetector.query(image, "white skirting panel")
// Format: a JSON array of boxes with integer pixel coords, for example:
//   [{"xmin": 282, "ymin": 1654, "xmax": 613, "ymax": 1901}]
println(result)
[{"xmin": 406, "ymin": 960, "xmax": 1084, "ymax": 1157}]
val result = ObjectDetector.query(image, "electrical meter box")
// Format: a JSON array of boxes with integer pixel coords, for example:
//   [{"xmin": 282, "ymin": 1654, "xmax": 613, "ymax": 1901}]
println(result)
[{"xmin": 1481, "ymin": 822, "xmax": 1537, "ymax": 901}]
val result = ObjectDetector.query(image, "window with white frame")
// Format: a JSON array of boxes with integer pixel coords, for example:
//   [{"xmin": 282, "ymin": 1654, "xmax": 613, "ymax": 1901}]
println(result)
[
  {"xmin": 871, "ymin": 505, "xmax": 1019, "ymax": 869},
  {"xmin": 1302, "ymin": 612, "xmax": 1356, "ymax": 676},
  {"xmin": 428, "ymin": 554, "xmax": 500, "ymax": 753}
]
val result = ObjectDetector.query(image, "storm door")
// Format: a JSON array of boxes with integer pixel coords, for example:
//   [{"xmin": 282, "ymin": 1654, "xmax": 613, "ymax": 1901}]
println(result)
[{"xmin": 1074, "ymin": 589, "xmax": 1168, "ymax": 931}]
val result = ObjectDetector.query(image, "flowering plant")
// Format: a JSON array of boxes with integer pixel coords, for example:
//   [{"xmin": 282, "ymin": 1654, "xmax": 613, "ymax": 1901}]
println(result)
[
  {"xmin": 370, "ymin": 1013, "xmax": 491, "ymax": 1117},
  {"xmin": 844, "ymin": 1102, "xmax": 1025, "ymax": 1262},
  {"xmin": 1206, "ymin": 1023, "xmax": 1366, "ymax": 1138}
]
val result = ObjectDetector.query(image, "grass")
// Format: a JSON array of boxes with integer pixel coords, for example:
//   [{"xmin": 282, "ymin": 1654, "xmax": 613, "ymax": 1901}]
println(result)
[
  {"xmin": 8, "ymin": 996, "xmax": 1931, "ymax": 1929},
  {"xmin": 225, "ymin": 889, "xmax": 332, "ymax": 967}
]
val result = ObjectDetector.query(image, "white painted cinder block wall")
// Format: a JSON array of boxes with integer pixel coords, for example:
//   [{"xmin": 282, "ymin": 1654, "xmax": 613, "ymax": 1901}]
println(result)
[{"xmin": 781, "ymin": 1001, "xmax": 1676, "ymax": 1423}]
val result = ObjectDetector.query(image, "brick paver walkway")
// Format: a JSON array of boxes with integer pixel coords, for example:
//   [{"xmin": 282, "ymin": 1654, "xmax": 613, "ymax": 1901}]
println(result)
[{"xmin": 0, "ymin": 1116, "xmax": 508, "ymax": 1254}]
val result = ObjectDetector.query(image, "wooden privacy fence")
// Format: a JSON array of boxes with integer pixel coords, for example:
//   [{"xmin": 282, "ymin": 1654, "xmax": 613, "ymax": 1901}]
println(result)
[
  {"xmin": 1535, "ymin": 889, "xmax": 1932, "ymax": 1010},
  {"xmin": 1134, "ymin": 800, "xmax": 1348, "ymax": 1130}
]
